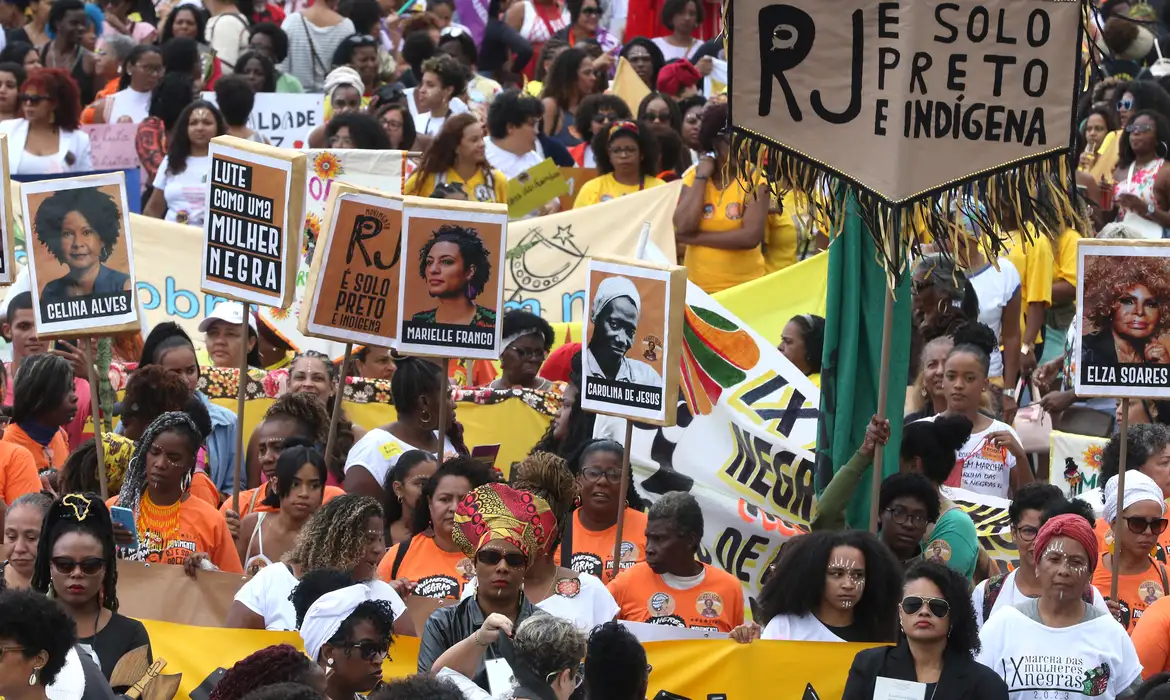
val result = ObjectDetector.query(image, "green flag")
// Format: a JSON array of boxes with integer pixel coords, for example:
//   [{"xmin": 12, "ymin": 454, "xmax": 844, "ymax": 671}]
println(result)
[{"xmin": 816, "ymin": 198, "xmax": 913, "ymax": 529}]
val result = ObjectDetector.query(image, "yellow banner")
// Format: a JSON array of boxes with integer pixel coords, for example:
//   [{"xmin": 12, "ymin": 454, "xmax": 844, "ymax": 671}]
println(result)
[
  {"xmin": 140, "ymin": 618, "xmax": 872, "ymax": 700},
  {"xmin": 712, "ymin": 251, "xmax": 829, "ymax": 347}
]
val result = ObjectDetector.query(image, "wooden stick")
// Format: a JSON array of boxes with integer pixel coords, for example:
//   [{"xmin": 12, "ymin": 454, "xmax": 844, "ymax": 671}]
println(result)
[
  {"xmin": 868, "ymin": 283, "xmax": 896, "ymax": 534},
  {"xmin": 324, "ymin": 343, "xmax": 353, "ymax": 466},
  {"xmin": 1111, "ymin": 398, "xmax": 1130, "ymax": 600},
  {"xmin": 434, "ymin": 358, "xmax": 450, "ymax": 460},
  {"xmin": 610, "ymin": 420, "xmax": 634, "ymax": 582},
  {"xmin": 231, "ymin": 303, "xmax": 250, "ymax": 514},
  {"xmin": 87, "ymin": 338, "xmax": 108, "ymax": 500}
]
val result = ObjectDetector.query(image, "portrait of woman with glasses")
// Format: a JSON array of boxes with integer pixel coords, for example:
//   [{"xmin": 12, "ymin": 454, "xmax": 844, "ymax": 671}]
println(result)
[
  {"xmin": 978, "ymin": 507, "xmax": 1141, "ymax": 699},
  {"xmin": 842, "ymin": 561, "xmax": 1008, "ymax": 699}
]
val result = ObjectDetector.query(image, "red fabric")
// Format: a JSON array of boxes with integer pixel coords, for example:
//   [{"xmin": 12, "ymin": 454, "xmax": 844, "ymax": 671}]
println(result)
[
  {"xmin": 656, "ymin": 59, "xmax": 701, "ymax": 95},
  {"xmin": 1035, "ymin": 513, "xmax": 1099, "ymax": 575},
  {"xmin": 569, "ymin": 142, "xmax": 587, "ymax": 166},
  {"xmin": 539, "ymin": 342, "xmax": 581, "ymax": 383},
  {"xmin": 625, "ymin": 0, "xmax": 668, "ymax": 43}
]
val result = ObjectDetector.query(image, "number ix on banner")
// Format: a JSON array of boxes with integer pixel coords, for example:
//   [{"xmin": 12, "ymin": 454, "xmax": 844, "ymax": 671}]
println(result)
[{"xmin": 727, "ymin": 370, "xmax": 820, "ymax": 442}]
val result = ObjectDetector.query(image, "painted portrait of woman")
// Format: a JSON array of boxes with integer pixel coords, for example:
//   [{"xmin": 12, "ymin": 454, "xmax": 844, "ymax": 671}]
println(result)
[{"xmin": 410, "ymin": 224, "xmax": 496, "ymax": 327}]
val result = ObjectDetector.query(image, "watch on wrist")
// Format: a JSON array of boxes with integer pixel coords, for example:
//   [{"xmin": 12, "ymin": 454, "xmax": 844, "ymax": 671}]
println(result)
[
  {"xmin": 1021, "ymin": 344, "xmax": 1033, "ymax": 356},
  {"xmin": 1002, "ymin": 388, "xmax": 1017, "ymax": 400}
]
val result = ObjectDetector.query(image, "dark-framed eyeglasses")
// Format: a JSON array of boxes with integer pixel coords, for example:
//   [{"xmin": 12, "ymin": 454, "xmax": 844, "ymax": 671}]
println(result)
[
  {"xmin": 883, "ymin": 506, "xmax": 927, "ymax": 527},
  {"xmin": 1013, "ymin": 525, "xmax": 1039, "ymax": 542},
  {"xmin": 900, "ymin": 595, "xmax": 950, "ymax": 618},
  {"xmin": 508, "ymin": 345, "xmax": 547, "ymax": 361},
  {"xmin": 1125, "ymin": 516, "xmax": 1169, "ymax": 535},
  {"xmin": 582, "ymin": 466, "xmax": 622, "ymax": 484},
  {"xmin": 340, "ymin": 641, "xmax": 391, "ymax": 662},
  {"xmin": 476, "ymin": 548, "xmax": 528, "ymax": 568},
  {"xmin": 50, "ymin": 556, "xmax": 105, "ymax": 576}
]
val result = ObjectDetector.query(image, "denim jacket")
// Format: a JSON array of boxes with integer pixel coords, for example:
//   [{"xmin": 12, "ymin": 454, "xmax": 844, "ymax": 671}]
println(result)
[
  {"xmin": 198, "ymin": 392, "xmax": 239, "ymax": 494},
  {"xmin": 418, "ymin": 595, "xmax": 543, "ymax": 691}
]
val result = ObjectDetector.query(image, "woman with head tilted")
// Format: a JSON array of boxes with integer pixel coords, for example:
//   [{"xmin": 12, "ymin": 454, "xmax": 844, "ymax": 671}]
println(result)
[
  {"xmin": 3, "ymin": 353, "xmax": 77, "ymax": 470},
  {"xmin": 344, "ymin": 357, "xmax": 467, "ymax": 502},
  {"xmin": 0, "ymin": 588, "xmax": 79, "ymax": 700},
  {"xmin": 236, "ymin": 442, "xmax": 328, "ymax": 576},
  {"xmin": 2, "ymin": 492, "xmax": 53, "ymax": 590},
  {"xmin": 34, "ymin": 186, "xmax": 129, "ymax": 306},
  {"xmin": 381, "ymin": 450, "xmax": 439, "ymax": 547},
  {"xmin": 226, "ymin": 494, "xmax": 405, "ymax": 631},
  {"xmin": 30, "ymin": 493, "xmax": 151, "ymax": 687},
  {"xmin": 286, "ymin": 351, "xmax": 366, "ymax": 483},
  {"xmin": 405, "ymin": 112, "xmax": 508, "ymax": 203},
  {"xmin": 411, "ymin": 224, "xmax": 498, "ymax": 328}
]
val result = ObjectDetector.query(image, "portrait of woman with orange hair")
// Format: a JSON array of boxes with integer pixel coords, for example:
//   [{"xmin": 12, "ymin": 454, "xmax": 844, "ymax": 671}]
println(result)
[{"xmin": 1081, "ymin": 254, "xmax": 1170, "ymax": 378}]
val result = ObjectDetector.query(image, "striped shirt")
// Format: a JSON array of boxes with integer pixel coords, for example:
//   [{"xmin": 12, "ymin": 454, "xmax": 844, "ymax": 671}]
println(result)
[{"xmin": 278, "ymin": 13, "xmax": 355, "ymax": 91}]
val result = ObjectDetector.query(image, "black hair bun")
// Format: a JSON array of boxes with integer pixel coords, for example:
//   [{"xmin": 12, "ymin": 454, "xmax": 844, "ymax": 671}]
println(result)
[
  {"xmin": 933, "ymin": 414, "xmax": 974, "ymax": 453},
  {"xmin": 950, "ymin": 321, "xmax": 997, "ymax": 358}
]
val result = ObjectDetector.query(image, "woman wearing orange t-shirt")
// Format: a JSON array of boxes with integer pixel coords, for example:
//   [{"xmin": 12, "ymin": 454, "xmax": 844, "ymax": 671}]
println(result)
[
  {"xmin": 109, "ymin": 412, "xmax": 243, "ymax": 575},
  {"xmin": 1094, "ymin": 470, "xmax": 1170, "ymax": 634},
  {"xmin": 3, "ymin": 353, "xmax": 77, "ymax": 470},
  {"xmin": 377, "ymin": 456, "xmax": 494, "ymax": 600},
  {"xmin": 1093, "ymin": 424, "xmax": 1170, "ymax": 564}
]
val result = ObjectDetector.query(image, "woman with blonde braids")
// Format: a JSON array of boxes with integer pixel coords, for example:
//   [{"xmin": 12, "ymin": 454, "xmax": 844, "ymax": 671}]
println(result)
[
  {"xmin": 1081, "ymin": 255, "xmax": 1170, "ymax": 369},
  {"xmin": 108, "ymin": 411, "xmax": 243, "ymax": 575},
  {"xmin": 464, "ymin": 451, "xmax": 618, "ymax": 630},
  {"xmin": 225, "ymin": 493, "xmax": 405, "ymax": 631}
]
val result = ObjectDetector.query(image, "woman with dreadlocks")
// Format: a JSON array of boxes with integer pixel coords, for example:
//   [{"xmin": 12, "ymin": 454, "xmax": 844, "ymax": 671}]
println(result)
[
  {"xmin": 286, "ymin": 351, "xmax": 365, "ymax": 482},
  {"xmin": 108, "ymin": 411, "xmax": 243, "ymax": 575},
  {"xmin": 225, "ymin": 494, "xmax": 405, "ymax": 631},
  {"xmin": 30, "ymin": 493, "xmax": 151, "ymax": 687},
  {"xmin": 207, "ymin": 644, "xmax": 326, "ymax": 700}
]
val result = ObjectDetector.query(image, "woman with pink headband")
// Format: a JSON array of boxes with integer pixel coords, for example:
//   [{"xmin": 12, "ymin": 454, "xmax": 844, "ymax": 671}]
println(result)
[{"xmin": 977, "ymin": 506, "xmax": 1143, "ymax": 699}]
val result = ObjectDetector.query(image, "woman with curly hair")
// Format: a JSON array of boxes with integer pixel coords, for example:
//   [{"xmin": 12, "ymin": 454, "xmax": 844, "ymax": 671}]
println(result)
[
  {"xmin": 0, "ymin": 66, "xmax": 92, "ymax": 175},
  {"xmin": 405, "ymin": 113, "xmax": 507, "ymax": 203},
  {"xmin": 208, "ymin": 644, "xmax": 325, "ymax": 700},
  {"xmin": 843, "ymin": 561, "xmax": 1007, "ymax": 698},
  {"xmin": 33, "ymin": 185, "xmax": 129, "ymax": 307},
  {"xmin": 0, "ymin": 588, "xmax": 79, "ymax": 700},
  {"xmin": 977, "ymin": 509, "xmax": 1138, "ymax": 699},
  {"xmin": 226, "ymin": 494, "xmax": 405, "ymax": 631},
  {"xmin": 540, "ymin": 47, "xmax": 595, "ymax": 146},
  {"xmin": 573, "ymin": 120, "xmax": 663, "ymax": 208},
  {"xmin": 410, "ymin": 225, "xmax": 497, "ymax": 328},
  {"xmin": 144, "ymin": 100, "xmax": 227, "ymax": 226},
  {"xmin": 1081, "ymin": 253, "xmax": 1170, "ymax": 367}
]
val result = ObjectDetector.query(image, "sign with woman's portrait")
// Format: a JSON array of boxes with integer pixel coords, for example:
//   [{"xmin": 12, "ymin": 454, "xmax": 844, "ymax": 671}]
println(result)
[
  {"xmin": 396, "ymin": 196, "xmax": 507, "ymax": 360},
  {"xmin": 23, "ymin": 172, "xmax": 138, "ymax": 337},
  {"xmin": 0, "ymin": 135, "xmax": 15, "ymax": 284},
  {"xmin": 581, "ymin": 256, "xmax": 686, "ymax": 426},
  {"xmin": 1075, "ymin": 239, "xmax": 1170, "ymax": 398}
]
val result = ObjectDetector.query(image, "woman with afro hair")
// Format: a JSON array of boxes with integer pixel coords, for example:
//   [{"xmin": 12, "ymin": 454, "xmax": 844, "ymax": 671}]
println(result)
[
  {"xmin": 208, "ymin": 644, "xmax": 325, "ymax": 700},
  {"xmin": 410, "ymin": 224, "xmax": 497, "ymax": 328},
  {"xmin": 34, "ymin": 185, "xmax": 129, "ymax": 308},
  {"xmin": 0, "ymin": 588, "xmax": 79, "ymax": 699}
]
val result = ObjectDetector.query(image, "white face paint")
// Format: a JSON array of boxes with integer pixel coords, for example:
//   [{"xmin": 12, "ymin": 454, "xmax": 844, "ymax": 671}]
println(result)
[{"xmin": 1041, "ymin": 538, "xmax": 1089, "ymax": 577}]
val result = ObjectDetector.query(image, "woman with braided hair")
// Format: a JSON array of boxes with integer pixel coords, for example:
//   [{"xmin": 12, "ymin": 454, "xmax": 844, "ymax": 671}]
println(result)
[
  {"xmin": 30, "ymin": 493, "xmax": 151, "ymax": 687},
  {"xmin": 108, "ymin": 411, "xmax": 243, "ymax": 575},
  {"xmin": 286, "ymin": 350, "xmax": 366, "ymax": 481},
  {"xmin": 207, "ymin": 644, "xmax": 325, "ymax": 700},
  {"xmin": 225, "ymin": 494, "xmax": 405, "ymax": 631}
]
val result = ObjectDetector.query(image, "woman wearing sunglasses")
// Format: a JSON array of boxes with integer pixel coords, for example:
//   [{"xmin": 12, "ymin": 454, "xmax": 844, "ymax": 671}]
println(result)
[
  {"xmin": 1092, "ymin": 470, "xmax": 1170, "ymax": 634},
  {"xmin": 1112, "ymin": 109, "xmax": 1170, "ymax": 240},
  {"xmin": 978, "ymin": 508, "xmax": 1142, "ymax": 698},
  {"xmin": 0, "ymin": 67, "xmax": 92, "ymax": 175},
  {"xmin": 422, "ymin": 483, "xmax": 555, "ymax": 691},
  {"xmin": 30, "ymin": 493, "xmax": 151, "ymax": 688},
  {"xmin": 844, "ymin": 561, "xmax": 1007, "ymax": 700},
  {"xmin": 1095, "ymin": 424, "xmax": 1170, "ymax": 569}
]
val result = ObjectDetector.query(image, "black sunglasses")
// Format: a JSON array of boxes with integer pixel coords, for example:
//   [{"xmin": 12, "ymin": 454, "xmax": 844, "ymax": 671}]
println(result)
[
  {"xmin": 477, "ymin": 548, "xmax": 528, "ymax": 568},
  {"xmin": 901, "ymin": 595, "xmax": 950, "ymax": 618},
  {"xmin": 1126, "ymin": 516, "xmax": 1169, "ymax": 535},
  {"xmin": 580, "ymin": 6, "xmax": 601, "ymax": 14},
  {"xmin": 340, "ymin": 641, "xmax": 390, "ymax": 662},
  {"xmin": 19, "ymin": 94, "xmax": 47, "ymax": 104},
  {"xmin": 50, "ymin": 556, "xmax": 105, "ymax": 576}
]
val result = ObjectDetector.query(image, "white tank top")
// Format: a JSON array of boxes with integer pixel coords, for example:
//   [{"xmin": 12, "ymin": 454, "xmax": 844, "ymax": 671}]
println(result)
[{"xmin": 106, "ymin": 87, "xmax": 151, "ymax": 124}]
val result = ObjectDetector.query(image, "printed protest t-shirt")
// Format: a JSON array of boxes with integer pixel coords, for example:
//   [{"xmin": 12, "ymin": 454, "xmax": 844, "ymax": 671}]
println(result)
[
  {"xmin": 607, "ymin": 562, "xmax": 744, "ymax": 632},
  {"xmin": 924, "ymin": 499, "xmax": 979, "ymax": 580},
  {"xmin": 107, "ymin": 494, "xmax": 244, "ymax": 573},
  {"xmin": 404, "ymin": 167, "xmax": 508, "ymax": 203},
  {"xmin": 977, "ymin": 605, "xmax": 1142, "ymax": 699},
  {"xmin": 927, "ymin": 416, "xmax": 1019, "ymax": 498},
  {"xmin": 971, "ymin": 569, "xmax": 1110, "ymax": 629},
  {"xmin": 555, "ymin": 509, "xmax": 648, "ymax": 580},
  {"xmin": 1092, "ymin": 557, "xmax": 1168, "ymax": 633},
  {"xmin": 377, "ymin": 532, "xmax": 473, "ymax": 600}
]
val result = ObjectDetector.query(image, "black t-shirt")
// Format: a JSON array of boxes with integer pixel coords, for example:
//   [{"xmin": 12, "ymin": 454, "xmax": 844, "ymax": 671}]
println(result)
[
  {"xmin": 78, "ymin": 613, "xmax": 151, "ymax": 686},
  {"xmin": 825, "ymin": 621, "xmax": 868, "ymax": 643}
]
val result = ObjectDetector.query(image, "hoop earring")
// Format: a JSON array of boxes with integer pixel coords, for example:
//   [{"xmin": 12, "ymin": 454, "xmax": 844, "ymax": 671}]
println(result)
[
  {"xmin": 419, "ymin": 408, "xmax": 433, "ymax": 425},
  {"xmin": 1160, "ymin": 141, "xmax": 1169, "ymax": 158},
  {"xmin": 936, "ymin": 299, "xmax": 947, "ymax": 314},
  {"xmin": 181, "ymin": 470, "xmax": 192, "ymax": 493}
]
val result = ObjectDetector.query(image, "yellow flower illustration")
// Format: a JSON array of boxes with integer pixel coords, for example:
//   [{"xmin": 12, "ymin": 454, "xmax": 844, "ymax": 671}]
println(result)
[
  {"xmin": 269, "ymin": 305, "xmax": 291, "ymax": 321},
  {"xmin": 303, "ymin": 213, "xmax": 322, "ymax": 251},
  {"xmin": 1083, "ymin": 443, "xmax": 1104, "ymax": 471},
  {"xmin": 313, "ymin": 151, "xmax": 344, "ymax": 180}
]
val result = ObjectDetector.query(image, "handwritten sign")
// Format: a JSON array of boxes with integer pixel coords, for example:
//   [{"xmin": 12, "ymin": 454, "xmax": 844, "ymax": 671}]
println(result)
[
  {"xmin": 506, "ymin": 158, "xmax": 568, "ymax": 218},
  {"xmin": 81, "ymin": 123, "xmax": 141, "ymax": 170},
  {"xmin": 557, "ymin": 167, "xmax": 599, "ymax": 211},
  {"xmin": 201, "ymin": 91, "xmax": 324, "ymax": 149}
]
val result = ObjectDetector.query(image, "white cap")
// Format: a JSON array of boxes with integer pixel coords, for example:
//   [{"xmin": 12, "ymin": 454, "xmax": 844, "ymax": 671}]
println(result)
[{"xmin": 198, "ymin": 302, "xmax": 258, "ymax": 334}]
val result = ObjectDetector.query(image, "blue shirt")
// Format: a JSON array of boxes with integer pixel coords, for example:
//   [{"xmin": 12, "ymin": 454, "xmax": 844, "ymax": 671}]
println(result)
[{"xmin": 198, "ymin": 392, "xmax": 239, "ymax": 494}]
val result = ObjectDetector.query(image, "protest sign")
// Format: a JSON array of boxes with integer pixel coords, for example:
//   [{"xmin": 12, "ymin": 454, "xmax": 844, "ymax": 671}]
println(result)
[
  {"xmin": 397, "ymin": 196, "xmax": 508, "ymax": 359},
  {"xmin": 201, "ymin": 91, "xmax": 324, "ymax": 148},
  {"xmin": 201, "ymin": 136, "xmax": 306, "ymax": 308},
  {"xmin": 0, "ymin": 135, "xmax": 13, "ymax": 284},
  {"xmin": 23, "ymin": 172, "xmax": 138, "ymax": 337},
  {"xmin": 301, "ymin": 183, "xmax": 403, "ymax": 347},
  {"xmin": 81, "ymin": 123, "xmax": 141, "ymax": 170},
  {"xmin": 506, "ymin": 158, "xmax": 568, "ymax": 217},
  {"xmin": 557, "ymin": 166, "xmax": 598, "ymax": 211},
  {"xmin": 1074, "ymin": 239, "xmax": 1170, "ymax": 398},
  {"xmin": 581, "ymin": 256, "xmax": 685, "ymax": 425}
]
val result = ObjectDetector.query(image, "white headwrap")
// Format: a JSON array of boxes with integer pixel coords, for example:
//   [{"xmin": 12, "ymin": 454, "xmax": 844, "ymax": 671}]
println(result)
[
  {"xmin": 300, "ymin": 584, "xmax": 374, "ymax": 663},
  {"xmin": 323, "ymin": 66, "xmax": 364, "ymax": 101},
  {"xmin": 590, "ymin": 276, "xmax": 641, "ymax": 322},
  {"xmin": 1103, "ymin": 470, "xmax": 1167, "ymax": 524}
]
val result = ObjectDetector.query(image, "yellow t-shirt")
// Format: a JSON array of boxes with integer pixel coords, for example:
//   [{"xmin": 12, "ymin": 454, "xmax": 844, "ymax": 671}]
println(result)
[
  {"xmin": 1055, "ymin": 228, "xmax": 1081, "ymax": 286},
  {"xmin": 573, "ymin": 174, "xmax": 665, "ymax": 208},
  {"xmin": 764, "ymin": 190, "xmax": 800, "ymax": 273},
  {"xmin": 680, "ymin": 166, "xmax": 766, "ymax": 294},
  {"xmin": 1004, "ymin": 224, "xmax": 1054, "ymax": 345},
  {"xmin": 404, "ymin": 167, "xmax": 508, "ymax": 203}
]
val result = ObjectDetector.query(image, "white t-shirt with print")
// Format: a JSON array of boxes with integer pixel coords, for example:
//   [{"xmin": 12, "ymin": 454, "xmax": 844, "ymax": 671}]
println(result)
[
  {"xmin": 344, "ymin": 427, "xmax": 455, "ymax": 488},
  {"xmin": 977, "ymin": 605, "xmax": 1142, "ymax": 699},
  {"xmin": 153, "ymin": 155, "xmax": 212, "ymax": 226},
  {"xmin": 971, "ymin": 569, "xmax": 1111, "ymax": 630},
  {"xmin": 463, "ymin": 572, "xmax": 618, "ymax": 631},
  {"xmin": 969, "ymin": 259, "xmax": 1021, "ymax": 379},
  {"xmin": 234, "ymin": 562, "xmax": 406, "ymax": 630},
  {"xmin": 923, "ymin": 416, "xmax": 1019, "ymax": 498},
  {"xmin": 761, "ymin": 613, "xmax": 845, "ymax": 642}
]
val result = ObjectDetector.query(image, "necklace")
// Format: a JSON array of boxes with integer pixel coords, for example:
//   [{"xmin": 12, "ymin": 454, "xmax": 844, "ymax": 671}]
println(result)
[{"xmin": 137, "ymin": 491, "xmax": 181, "ymax": 555}]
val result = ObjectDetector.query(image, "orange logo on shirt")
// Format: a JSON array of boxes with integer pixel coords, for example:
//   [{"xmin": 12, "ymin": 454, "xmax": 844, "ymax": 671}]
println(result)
[
  {"xmin": 648, "ymin": 592, "xmax": 676, "ymax": 617},
  {"xmin": 696, "ymin": 592, "xmax": 723, "ymax": 618}
]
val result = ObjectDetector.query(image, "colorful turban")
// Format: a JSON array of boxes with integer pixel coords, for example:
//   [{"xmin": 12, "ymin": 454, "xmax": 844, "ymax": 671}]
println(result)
[
  {"xmin": 1034, "ymin": 513, "xmax": 1100, "ymax": 575},
  {"xmin": 656, "ymin": 60, "xmax": 701, "ymax": 96},
  {"xmin": 452, "ymin": 483, "xmax": 556, "ymax": 560}
]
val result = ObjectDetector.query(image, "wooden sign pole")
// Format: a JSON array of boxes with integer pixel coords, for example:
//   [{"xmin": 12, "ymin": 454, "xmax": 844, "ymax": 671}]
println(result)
[
  {"xmin": 610, "ymin": 420, "xmax": 635, "ymax": 582},
  {"xmin": 324, "ymin": 343, "xmax": 353, "ymax": 466},
  {"xmin": 87, "ymin": 338, "xmax": 108, "ymax": 500},
  {"xmin": 231, "ymin": 303, "xmax": 250, "ymax": 514},
  {"xmin": 868, "ymin": 284, "xmax": 896, "ymax": 534},
  {"xmin": 1111, "ymin": 397, "xmax": 1130, "ymax": 600},
  {"xmin": 435, "ymin": 358, "xmax": 450, "ymax": 461}
]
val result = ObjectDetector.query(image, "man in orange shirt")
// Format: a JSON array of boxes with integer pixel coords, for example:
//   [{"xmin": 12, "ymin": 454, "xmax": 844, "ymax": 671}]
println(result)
[{"xmin": 608, "ymin": 492, "xmax": 744, "ymax": 632}]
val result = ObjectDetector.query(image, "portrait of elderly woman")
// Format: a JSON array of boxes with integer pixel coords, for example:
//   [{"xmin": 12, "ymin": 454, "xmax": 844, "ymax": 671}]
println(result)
[
  {"xmin": 586, "ymin": 275, "xmax": 664, "ymax": 387},
  {"xmin": 411, "ymin": 224, "xmax": 497, "ymax": 327},
  {"xmin": 1081, "ymin": 255, "xmax": 1170, "ymax": 367},
  {"xmin": 35, "ymin": 187, "xmax": 131, "ymax": 306}
]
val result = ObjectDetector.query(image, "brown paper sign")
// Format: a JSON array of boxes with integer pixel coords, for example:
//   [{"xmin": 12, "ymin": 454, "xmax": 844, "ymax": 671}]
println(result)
[
  {"xmin": 729, "ymin": 0, "xmax": 1081, "ymax": 202},
  {"xmin": 558, "ymin": 167, "xmax": 599, "ymax": 212},
  {"xmin": 116, "ymin": 561, "xmax": 247, "ymax": 627}
]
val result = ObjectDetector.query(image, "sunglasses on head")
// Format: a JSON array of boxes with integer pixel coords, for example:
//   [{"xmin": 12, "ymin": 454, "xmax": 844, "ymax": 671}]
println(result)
[
  {"xmin": 900, "ymin": 595, "xmax": 950, "ymax": 618},
  {"xmin": 340, "ymin": 641, "xmax": 390, "ymax": 662},
  {"xmin": 1125, "ymin": 516, "xmax": 1169, "ymax": 535},
  {"xmin": 476, "ymin": 548, "xmax": 528, "ymax": 568},
  {"xmin": 50, "ymin": 556, "xmax": 105, "ymax": 576}
]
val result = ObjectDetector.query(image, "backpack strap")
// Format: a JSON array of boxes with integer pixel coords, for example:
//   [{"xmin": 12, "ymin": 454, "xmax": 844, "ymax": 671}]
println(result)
[
  {"xmin": 982, "ymin": 573, "xmax": 1008, "ymax": 623},
  {"xmin": 390, "ymin": 534, "xmax": 413, "ymax": 580},
  {"xmin": 559, "ymin": 514, "xmax": 573, "ymax": 568}
]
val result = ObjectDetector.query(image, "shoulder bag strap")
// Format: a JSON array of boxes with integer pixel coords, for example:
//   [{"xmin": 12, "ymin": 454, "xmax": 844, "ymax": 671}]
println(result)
[{"xmin": 390, "ymin": 534, "xmax": 413, "ymax": 580}]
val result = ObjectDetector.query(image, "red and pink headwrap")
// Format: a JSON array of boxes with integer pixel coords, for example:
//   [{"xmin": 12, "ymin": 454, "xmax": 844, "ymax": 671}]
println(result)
[
  {"xmin": 1034, "ymin": 513, "xmax": 1099, "ymax": 575},
  {"xmin": 452, "ymin": 483, "xmax": 557, "ymax": 560}
]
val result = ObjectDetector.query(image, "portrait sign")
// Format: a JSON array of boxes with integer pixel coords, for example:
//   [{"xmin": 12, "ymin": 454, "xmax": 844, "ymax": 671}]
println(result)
[
  {"xmin": 200, "ymin": 136, "xmax": 307, "ymax": 308},
  {"xmin": 728, "ymin": 0, "xmax": 1083, "ymax": 202},
  {"xmin": 300, "ymin": 183, "xmax": 403, "ymax": 347},
  {"xmin": 0, "ymin": 134, "xmax": 14, "ymax": 284},
  {"xmin": 396, "ymin": 196, "xmax": 508, "ymax": 359},
  {"xmin": 1074, "ymin": 239, "xmax": 1170, "ymax": 398},
  {"xmin": 580, "ymin": 256, "xmax": 686, "ymax": 426},
  {"xmin": 23, "ymin": 172, "xmax": 138, "ymax": 337}
]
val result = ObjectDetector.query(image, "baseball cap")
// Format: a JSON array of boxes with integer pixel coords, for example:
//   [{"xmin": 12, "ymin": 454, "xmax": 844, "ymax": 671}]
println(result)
[{"xmin": 198, "ymin": 302, "xmax": 258, "ymax": 334}]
